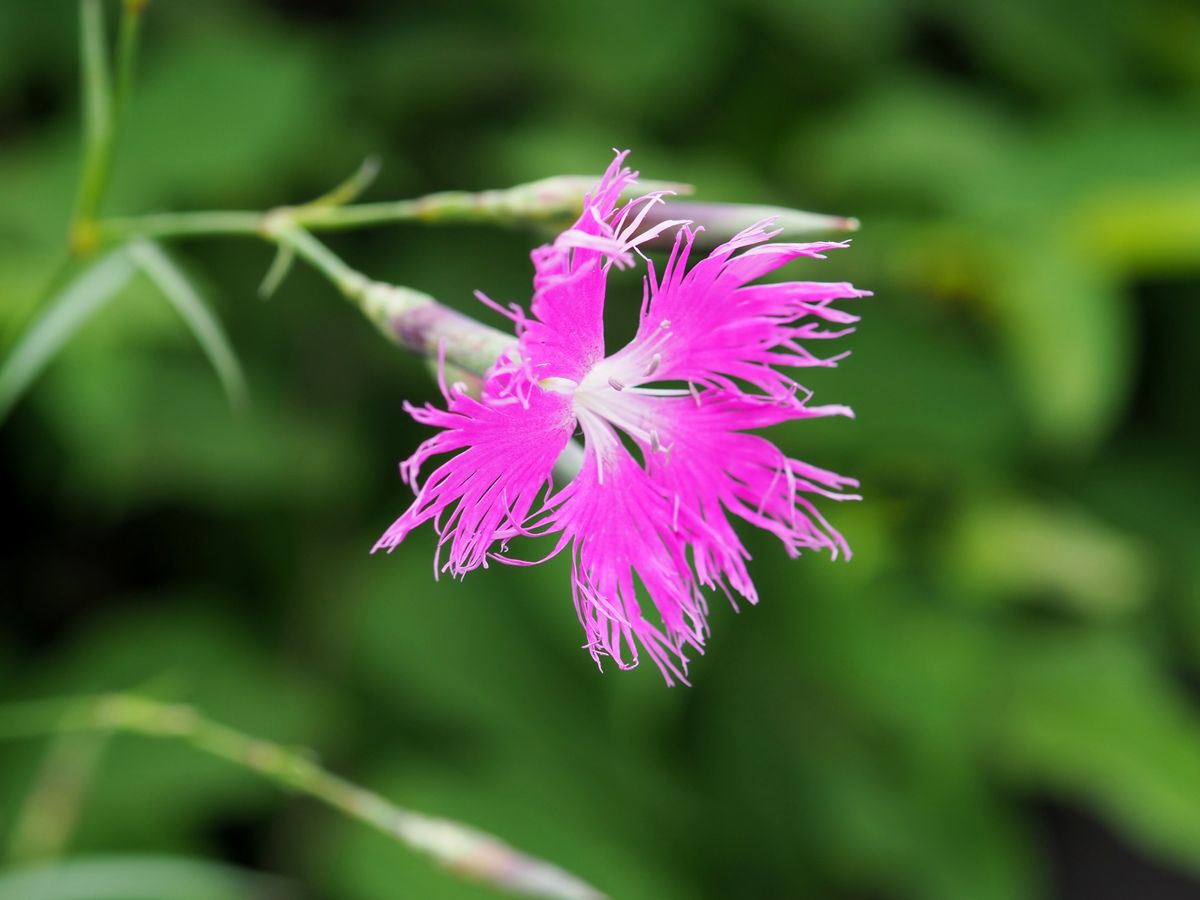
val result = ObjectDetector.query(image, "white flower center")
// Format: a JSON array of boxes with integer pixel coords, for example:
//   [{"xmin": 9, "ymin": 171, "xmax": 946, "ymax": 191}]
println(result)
[{"xmin": 538, "ymin": 321, "xmax": 684, "ymax": 478}]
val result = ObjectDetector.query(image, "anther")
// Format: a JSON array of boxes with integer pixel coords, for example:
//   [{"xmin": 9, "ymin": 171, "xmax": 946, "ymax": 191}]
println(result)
[
  {"xmin": 608, "ymin": 377, "xmax": 625, "ymax": 392},
  {"xmin": 644, "ymin": 353, "xmax": 661, "ymax": 377}
]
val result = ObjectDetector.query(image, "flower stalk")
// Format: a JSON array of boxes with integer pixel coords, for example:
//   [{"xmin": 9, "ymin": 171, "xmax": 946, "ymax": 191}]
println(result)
[
  {"xmin": 265, "ymin": 220, "xmax": 515, "ymax": 375},
  {"xmin": 69, "ymin": 0, "xmax": 115, "ymax": 252},
  {"xmin": 87, "ymin": 176, "xmax": 686, "ymax": 249},
  {"xmin": 0, "ymin": 693, "xmax": 605, "ymax": 900},
  {"xmin": 114, "ymin": 0, "xmax": 149, "ymax": 123},
  {"xmin": 84, "ymin": 181, "xmax": 857, "ymax": 380},
  {"xmin": 91, "ymin": 178, "xmax": 859, "ymax": 250},
  {"xmin": 69, "ymin": 0, "xmax": 149, "ymax": 254}
]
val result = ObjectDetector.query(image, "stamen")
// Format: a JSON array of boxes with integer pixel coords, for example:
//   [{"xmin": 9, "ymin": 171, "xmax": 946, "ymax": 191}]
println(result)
[
  {"xmin": 644, "ymin": 353, "xmax": 661, "ymax": 377},
  {"xmin": 608, "ymin": 377, "xmax": 625, "ymax": 392},
  {"xmin": 688, "ymin": 382, "xmax": 702, "ymax": 406}
]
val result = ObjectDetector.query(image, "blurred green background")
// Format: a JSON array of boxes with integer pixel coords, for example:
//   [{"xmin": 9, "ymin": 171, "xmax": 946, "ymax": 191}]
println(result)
[{"xmin": 3, "ymin": 1, "xmax": 1200, "ymax": 898}]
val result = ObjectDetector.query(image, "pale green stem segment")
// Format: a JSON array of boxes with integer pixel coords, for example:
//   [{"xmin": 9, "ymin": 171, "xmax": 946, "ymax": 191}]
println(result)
[
  {"xmin": 85, "ymin": 172, "xmax": 855, "ymax": 381},
  {"xmin": 290, "ymin": 175, "xmax": 693, "ymax": 231},
  {"xmin": 89, "ymin": 174, "xmax": 863, "ymax": 251},
  {"xmin": 265, "ymin": 220, "xmax": 516, "ymax": 375},
  {"xmin": 78, "ymin": 211, "xmax": 515, "ymax": 378},
  {"xmin": 70, "ymin": 0, "xmax": 149, "ymax": 252},
  {"xmin": 89, "ymin": 176, "xmax": 694, "ymax": 248},
  {"xmin": 0, "ymin": 694, "xmax": 605, "ymax": 900},
  {"xmin": 70, "ymin": 0, "xmax": 114, "ymax": 245},
  {"xmin": 94, "ymin": 210, "xmax": 265, "ymax": 245},
  {"xmin": 114, "ymin": 0, "xmax": 148, "ymax": 124}
]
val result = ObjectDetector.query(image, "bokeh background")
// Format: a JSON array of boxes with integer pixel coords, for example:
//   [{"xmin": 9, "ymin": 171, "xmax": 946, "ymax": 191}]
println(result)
[{"xmin": 3, "ymin": 1, "xmax": 1200, "ymax": 898}]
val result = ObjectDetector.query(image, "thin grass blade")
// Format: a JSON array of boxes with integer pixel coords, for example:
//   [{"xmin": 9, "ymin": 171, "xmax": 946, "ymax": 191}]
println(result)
[
  {"xmin": 0, "ymin": 250, "xmax": 135, "ymax": 425},
  {"xmin": 128, "ymin": 239, "xmax": 249, "ymax": 415},
  {"xmin": 0, "ymin": 855, "xmax": 291, "ymax": 900}
]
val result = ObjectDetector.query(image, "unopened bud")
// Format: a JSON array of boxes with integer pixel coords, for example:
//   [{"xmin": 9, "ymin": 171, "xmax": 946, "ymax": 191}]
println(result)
[
  {"xmin": 637, "ymin": 200, "xmax": 859, "ymax": 249},
  {"xmin": 495, "ymin": 175, "xmax": 694, "ymax": 225}
]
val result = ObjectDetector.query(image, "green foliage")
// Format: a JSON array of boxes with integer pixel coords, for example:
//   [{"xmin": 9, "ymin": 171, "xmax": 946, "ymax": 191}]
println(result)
[
  {"xmin": 0, "ymin": 251, "xmax": 134, "ymax": 424},
  {"xmin": 127, "ymin": 240, "xmax": 248, "ymax": 415},
  {"xmin": 2, "ymin": 0, "xmax": 1200, "ymax": 898},
  {"xmin": 0, "ymin": 855, "xmax": 289, "ymax": 900}
]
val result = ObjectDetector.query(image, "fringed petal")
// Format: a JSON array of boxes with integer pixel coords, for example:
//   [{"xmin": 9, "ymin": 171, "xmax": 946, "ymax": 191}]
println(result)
[
  {"xmin": 659, "ymin": 391, "xmax": 860, "ymax": 561},
  {"xmin": 519, "ymin": 150, "xmax": 688, "ymax": 382},
  {"xmin": 536, "ymin": 416, "xmax": 708, "ymax": 686},
  {"xmin": 373, "ymin": 369, "xmax": 575, "ymax": 578},
  {"xmin": 578, "ymin": 390, "xmax": 860, "ymax": 615},
  {"xmin": 379, "ymin": 150, "xmax": 864, "ymax": 685},
  {"xmin": 595, "ymin": 223, "xmax": 869, "ymax": 400}
]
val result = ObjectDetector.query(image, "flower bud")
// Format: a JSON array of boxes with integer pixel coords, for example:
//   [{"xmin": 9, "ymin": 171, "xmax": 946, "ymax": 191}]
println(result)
[{"xmin": 638, "ymin": 200, "xmax": 859, "ymax": 249}]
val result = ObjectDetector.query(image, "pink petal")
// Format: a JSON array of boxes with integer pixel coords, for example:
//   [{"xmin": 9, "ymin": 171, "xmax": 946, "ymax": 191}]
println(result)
[
  {"xmin": 605, "ymin": 390, "xmax": 860, "ymax": 608},
  {"xmin": 603, "ymin": 224, "xmax": 868, "ymax": 399},
  {"xmin": 520, "ymin": 153, "xmax": 638, "ymax": 381},
  {"xmin": 373, "ymin": 368, "xmax": 575, "ymax": 578},
  {"xmin": 535, "ymin": 418, "xmax": 708, "ymax": 686},
  {"xmin": 378, "ymin": 152, "xmax": 865, "ymax": 685}
]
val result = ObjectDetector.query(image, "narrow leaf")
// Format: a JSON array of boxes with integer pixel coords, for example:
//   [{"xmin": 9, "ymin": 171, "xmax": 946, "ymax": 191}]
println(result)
[
  {"xmin": 257, "ymin": 243, "xmax": 295, "ymax": 299},
  {"xmin": 309, "ymin": 154, "xmax": 382, "ymax": 208},
  {"xmin": 0, "ymin": 854, "xmax": 291, "ymax": 900},
  {"xmin": 0, "ymin": 250, "xmax": 135, "ymax": 425},
  {"xmin": 128, "ymin": 239, "xmax": 249, "ymax": 414}
]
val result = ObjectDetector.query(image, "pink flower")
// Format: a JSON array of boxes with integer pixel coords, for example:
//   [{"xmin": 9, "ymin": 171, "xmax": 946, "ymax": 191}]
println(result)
[{"xmin": 375, "ymin": 152, "xmax": 866, "ymax": 684}]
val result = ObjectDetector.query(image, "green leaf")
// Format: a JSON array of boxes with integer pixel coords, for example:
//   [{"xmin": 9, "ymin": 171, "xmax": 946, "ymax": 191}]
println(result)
[
  {"xmin": 0, "ymin": 249, "xmax": 135, "ymax": 425},
  {"xmin": 948, "ymin": 497, "xmax": 1154, "ymax": 617},
  {"xmin": 0, "ymin": 855, "xmax": 290, "ymax": 900},
  {"xmin": 256, "ymin": 245, "xmax": 294, "ymax": 300},
  {"xmin": 990, "ymin": 633, "xmax": 1200, "ymax": 872},
  {"xmin": 990, "ymin": 236, "xmax": 1130, "ymax": 451},
  {"xmin": 128, "ymin": 240, "xmax": 248, "ymax": 415}
]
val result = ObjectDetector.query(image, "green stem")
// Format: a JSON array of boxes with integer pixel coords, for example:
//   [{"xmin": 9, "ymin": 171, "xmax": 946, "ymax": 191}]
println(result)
[
  {"xmin": 266, "ymin": 222, "xmax": 515, "ymax": 374},
  {"xmin": 265, "ymin": 220, "xmax": 361, "ymax": 292},
  {"xmin": 89, "ymin": 197, "xmax": 514, "ymax": 246},
  {"xmin": 113, "ymin": 0, "xmax": 148, "ymax": 124},
  {"xmin": 70, "ymin": 0, "xmax": 115, "ymax": 249},
  {"xmin": 272, "ymin": 175, "xmax": 686, "ymax": 230},
  {"xmin": 91, "ymin": 210, "xmax": 516, "ymax": 376},
  {"xmin": 288, "ymin": 175, "xmax": 647, "ymax": 231},
  {"xmin": 95, "ymin": 210, "xmax": 265, "ymax": 244},
  {"xmin": 89, "ymin": 174, "xmax": 693, "ymax": 247},
  {"xmin": 0, "ymin": 694, "xmax": 604, "ymax": 900},
  {"xmin": 291, "ymin": 192, "xmax": 507, "ymax": 230}
]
